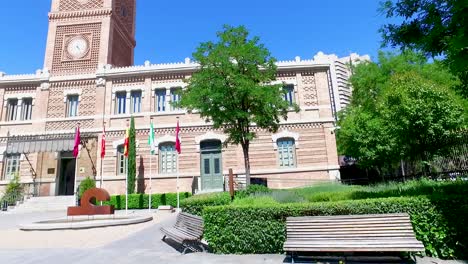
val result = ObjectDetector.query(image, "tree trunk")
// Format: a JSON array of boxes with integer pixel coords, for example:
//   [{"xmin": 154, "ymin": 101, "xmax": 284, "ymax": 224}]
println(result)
[{"xmin": 241, "ymin": 141, "xmax": 251, "ymax": 188}]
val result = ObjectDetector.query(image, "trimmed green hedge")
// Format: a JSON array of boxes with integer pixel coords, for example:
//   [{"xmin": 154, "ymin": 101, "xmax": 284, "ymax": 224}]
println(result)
[
  {"xmin": 203, "ymin": 195, "xmax": 468, "ymax": 259},
  {"xmin": 105, "ymin": 192, "xmax": 191, "ymax": 210},
  {"xmin": 180, "ymin": 192, "xmax": 231, "ymax": 215}
]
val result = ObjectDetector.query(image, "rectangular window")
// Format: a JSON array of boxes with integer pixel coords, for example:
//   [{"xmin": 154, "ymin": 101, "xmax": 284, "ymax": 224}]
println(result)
[
  {"xmin": 115, "ymin": 92, "xmax": 127, "ymax": 115},
  {"xmin": 117, "ymin": 146, "xmax": 127, "ymax": 175},
  {"xmin": 170, "ymin": 88, "xmax": 182, "ymax": 111},
  {"xmin": 3, "ymin": 154, "xmax": 21, "ymax": 181},
  {"xmin": 283, "ymin": 85, "xmax": 295, "ymax": 106},
  {"xmin": 66, "ymin": 95, "xmax": 79, "ymax": 117},
  {"xmin": 21, "ymin": 98, "xmax": 33, "ymax": 121},
  {"xmin": 130, "ymin": 91, "xmax": 142, "ymax": 114},
  {"xmin": 155, "ymin": 89, "xmax": 166, "ymax": 112},
  {"xmin": 278, "ymin": 138, "xmax": 296, "ymax": 168},
  {"xmin": 159, "ymin": 143, "xmax": 177, "ymax": 174},
  {"xmin": 6, "ymin": 99, "xmax": 18, "ymax": 121}
]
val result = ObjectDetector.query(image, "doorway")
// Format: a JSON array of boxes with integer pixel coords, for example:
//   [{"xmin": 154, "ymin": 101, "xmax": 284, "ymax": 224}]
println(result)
[
  {"xmin": 200, "ymin": 140, "xmax": 223, "ymax": 191},
  {"xmin": 58, "ymin": 152, "xmax": 76, "ymax": 196}
]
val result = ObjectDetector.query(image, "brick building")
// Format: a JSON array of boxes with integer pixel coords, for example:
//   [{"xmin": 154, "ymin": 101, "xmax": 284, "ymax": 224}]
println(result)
[{"xmin": 0, "ymin": 0, "xmax": 368, "ymax": 196}]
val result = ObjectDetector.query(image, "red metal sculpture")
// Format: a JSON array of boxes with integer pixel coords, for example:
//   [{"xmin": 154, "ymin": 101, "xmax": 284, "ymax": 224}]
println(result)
[{"xmin": 67, "ymin": 188, "xmax": 115, "ymax": 216}]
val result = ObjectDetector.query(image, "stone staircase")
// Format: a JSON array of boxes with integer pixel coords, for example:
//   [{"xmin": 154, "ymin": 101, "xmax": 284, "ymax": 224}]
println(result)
[{"xmin": 10, "ymin": 196, "xmax": 75, "ymax": 214}]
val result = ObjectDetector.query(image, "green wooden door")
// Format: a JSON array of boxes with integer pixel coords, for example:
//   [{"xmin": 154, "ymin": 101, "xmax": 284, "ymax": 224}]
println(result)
[{"xmin": 200, "ymin": 141, "xmax": 223, "ymax": 191}]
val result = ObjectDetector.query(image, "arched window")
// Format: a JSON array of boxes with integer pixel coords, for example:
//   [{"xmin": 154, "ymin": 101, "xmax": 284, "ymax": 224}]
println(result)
[
  {"xmin": 116, "ymin": 145, "xmax": 127, "ymax": 175},
  {"xmin": 159, "ymin": 142, "xmax": 177, "ymax": 174},
  {"xmin": 277, "ymin": 138, "xmax": 296, "ymax": 168}
]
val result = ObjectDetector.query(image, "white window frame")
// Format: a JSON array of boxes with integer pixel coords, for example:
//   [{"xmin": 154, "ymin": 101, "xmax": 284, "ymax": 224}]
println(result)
[
  {"xmin": 116, "ymin": 145, "xmax": 127, "ymax": 175},
  {"xmin": 20, "ymin": 98, "xmax": 33, "ymax": 121},
  {"xmin": 130, "ymin": 90, "xmax": 142, "ymax": 114},
  {"xmin": 115, "ymin": 91, "xmax": 127, "ymax": 115},
  {"xmin": 6, "ymin": 99, "xmax": 18, "ymax": 122},
  {"xmin": 155, "ymin": 89, "xmax": 166, "ymax": 112},
  {"xmin": 170, "ymin": 87, "xmax": 182, "ymax": 111},
  {"xmin": 159, "ymin": 142, "xmax": 177, "ymax": 174},
  {"xmin": 277, "ymin": 138, "xmax": 297, "ymax": 168},
  {"xmin": 66, "ymin": 95, "xmax": 79, "ymax": 117},
  {"xmin": 283, "ymin": 84, "xmax": 295, "ymax": 106},
  {"xmin": 3, "ymin": 154, "xmax": 21, "ymax": 181}
]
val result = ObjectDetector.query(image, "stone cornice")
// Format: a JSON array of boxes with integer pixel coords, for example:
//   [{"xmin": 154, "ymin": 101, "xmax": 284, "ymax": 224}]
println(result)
[{"xmin": 48, "ymin": 9, "xmax": 112, "ymax": 20}]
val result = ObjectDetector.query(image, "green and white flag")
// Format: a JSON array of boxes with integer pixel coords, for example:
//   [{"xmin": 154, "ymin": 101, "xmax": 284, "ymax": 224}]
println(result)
[{"xmin": 148, "ymin": 122, "xmax": 156, "ymax": 155}]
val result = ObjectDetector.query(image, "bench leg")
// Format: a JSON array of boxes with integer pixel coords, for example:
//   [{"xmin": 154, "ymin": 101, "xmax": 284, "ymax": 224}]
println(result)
[
  {"xmin": 290, "ymin": 252, "xmax": 295, "ymax": 264},
  {"xmin": 162, "ymin": 235, "xmax": 166, "ymax": 241}
]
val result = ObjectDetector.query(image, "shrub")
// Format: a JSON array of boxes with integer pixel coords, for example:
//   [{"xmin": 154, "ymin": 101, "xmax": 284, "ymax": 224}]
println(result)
[
  {"xmin": 78, "ymin": 177, "xmax": 96, "ymax": 200},
  {"xmin": 1, "ymin": 173, "xmax": 23, "ymax": 206},
  {"xmin": 180, "ymin": 192, "xmax": 231, "ymax": 215},
  {"xmin": 236, "ymin": 184, "xmax": 271, "ymax": 199},
  {"xmin": 203, "ymin": 195, "xmax": 468, "ymax": 259},
  {"xmin": 105, "ymin": 192, "xmax": 191, "ymax": 210}
]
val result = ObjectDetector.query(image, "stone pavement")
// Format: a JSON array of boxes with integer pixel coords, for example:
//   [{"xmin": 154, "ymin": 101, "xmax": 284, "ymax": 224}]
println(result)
[{"xmin": 0, "ymin": 211, "xmax": 466, "ymax": 264}]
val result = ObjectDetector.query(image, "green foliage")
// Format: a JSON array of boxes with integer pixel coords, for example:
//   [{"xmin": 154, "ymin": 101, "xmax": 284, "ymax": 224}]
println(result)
[
  {"xmin": 337, "ymin": 52, "xmax": 466, "ymax": 170},
  {"xmin": 1, "ymin": 173, "xmax": 23, "ymax": 206},
  {"xmin": 380, "ymin": 0, "xmax": 468, "ymax": 97},
  {"xmin": 128, "ymin": 116, "xmax": 136, "ymax": 194},
  {"xmin": 78, "ymin": 177, "xmax": 96, "ymax": 199},
  {"xmin": 236, "ymin": 184, "xmax": 271, "ymax": 198},
  {"xmin": 180, "ymin": 192, "xmax": 231, "ymax": 215},
  {"xmin": 105, "ymin": 192, "xmax": 191, "ymax": 210},
  {"xmin": 178, "ymin": 25, "xmax": 299, "ymax": 185},
  {"xmin": 203, "ymin": 195, "xmax": 468, "ymax": 258}
]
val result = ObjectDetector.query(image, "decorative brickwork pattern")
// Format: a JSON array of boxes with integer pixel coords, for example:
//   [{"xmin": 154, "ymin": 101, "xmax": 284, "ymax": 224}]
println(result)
[
  {"xmin": 113, "ymin": 76, "xmax": 145, "ymax": 87},
  {"xmin": 46, "ymin": 119, "xmax": 94, "ymax": 131},
  {"xmin": 59, "ymin": 0, "xmax": 104, "ymax": 11},
  {"xmin": 52, "ymin": 23, "xmax": 101, "ymax": 74},
  {"xmin": 151, "ymin": 74, "xmax": 185, "ymax": 85},
  {"xmin": 47, "ymin": 81, "xmax": 96, "ymax": 118},
  {"xmin": 114, "ymin": 0, "xmax": 135, "ymax": 35},
  {"xmin": 302, "ymin": 73, "xmax": 318, "ymax": 106}
]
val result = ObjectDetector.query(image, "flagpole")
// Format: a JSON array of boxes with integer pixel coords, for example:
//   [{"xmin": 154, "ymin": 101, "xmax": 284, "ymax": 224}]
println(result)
[
  {"xmin": 100, "ymin": 122, "xmax": 105, "ymax": 189},
  {"xmin": 73, "ymin": 123, "xmax": 80, "ymax": 205},
  {"xmin": 125, "ymin": 119, "xmax": 129, "ymax": 215},
  {"xmin": 176, "ymin": 117, "xmax": 180, "ymax": 210},
  {"xmin": 149, "ymin": 153, "xmax": 152, "ymax": 212}
]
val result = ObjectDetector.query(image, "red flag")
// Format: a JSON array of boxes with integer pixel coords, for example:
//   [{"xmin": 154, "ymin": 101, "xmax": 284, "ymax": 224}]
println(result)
[
  {"xmin": 124, "ymin": 128, "xmax": 130, "ymax": 157},
  {"xmin": 73, "ymin": 126, "xmax": 80, "ymax": 158},
  {"xmin": 100, "ymin": 127, "xmax": 106, "ymax": 159},
  {"xmin": 175, "ymin": 120, "xmax": 181, "ymax": 154}
]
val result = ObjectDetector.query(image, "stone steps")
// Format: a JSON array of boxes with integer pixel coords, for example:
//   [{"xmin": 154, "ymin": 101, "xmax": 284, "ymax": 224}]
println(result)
[{"xmin": 10, "ymin": 196, "xmax": 75, "ymax": 213}]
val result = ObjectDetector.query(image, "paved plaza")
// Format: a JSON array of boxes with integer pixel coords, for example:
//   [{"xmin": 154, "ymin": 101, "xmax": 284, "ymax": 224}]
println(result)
[{"xmin": 0, "ymin": 211, "xmax": 466, "ymax": 264}]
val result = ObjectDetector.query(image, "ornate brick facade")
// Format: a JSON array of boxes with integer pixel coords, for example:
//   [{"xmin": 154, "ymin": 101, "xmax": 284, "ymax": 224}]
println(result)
[{"xmin": 0, "ymin": 0, "xmax": 369, "ymax": 196}]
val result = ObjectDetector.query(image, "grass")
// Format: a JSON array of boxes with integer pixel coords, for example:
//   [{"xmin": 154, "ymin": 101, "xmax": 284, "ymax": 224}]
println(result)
[{"xmin": 233, "ymin": 178, "xmax": 468, "ymax": 205}]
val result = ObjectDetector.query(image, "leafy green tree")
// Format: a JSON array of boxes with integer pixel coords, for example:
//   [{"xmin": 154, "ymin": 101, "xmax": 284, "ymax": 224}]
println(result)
[
  {"xmin": 179, "ymin": 25, "xmax": 298, "ymax": 186},
  {"xmin": 380, "ymin": 0, "xmax": 468, "ymax": 97},
  {"xmin": 337, "ymin": 52, "xmax": 466, "ymax": 173},
  {"xmin": 128, "ymin": 116, "xmax": 136, "ymax": 194}
]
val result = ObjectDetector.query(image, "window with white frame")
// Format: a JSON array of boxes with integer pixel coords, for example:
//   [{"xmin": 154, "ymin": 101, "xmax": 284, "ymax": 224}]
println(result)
[
  {"xmin": 66, "ymin": 95, "xmax": 79, "ymax": 117},
  {"xmin": 2, "ymin": 154, "xmax": 21, "ymax": 181},
  {"xmin": 115, "ymin": 91, "xmax": 127, "ymax": 114},
  {"xmin": 130, "ymin": 90, "xmax": 142, "ymax": 114},
  {"xmin": 155, "ymin": 89, "xmax": 166, "ymax": 112},
  {"xmin": 6, "ymin": 99, "xmax": 18, "ymax": 121},
  {"xmin": 159, "ymin": 142, "xmax": 177, "ymax": 174},
  {"xmin": 277, "ymin": 138, "xmax": 296, "ymax": 168},
  {"xmin": 170, "ymin": 88, "xmax": 182, "ymax": 111},
  {"xmin": 116, "ymin": 145, "xmax": 127, "ymax": 175},
  {"xmin": 283, "ymin": 85, "xmax": 295, "ymax": 106},
  {"xmin": 21, "ymin": 98, "xmax": 33, "ymax": 121}
]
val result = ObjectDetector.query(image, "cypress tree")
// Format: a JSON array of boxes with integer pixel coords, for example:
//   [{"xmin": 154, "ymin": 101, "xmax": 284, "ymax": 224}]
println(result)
[{"xmin": 128, "ymin": 116, "xmax": 136, "ymax": 194}]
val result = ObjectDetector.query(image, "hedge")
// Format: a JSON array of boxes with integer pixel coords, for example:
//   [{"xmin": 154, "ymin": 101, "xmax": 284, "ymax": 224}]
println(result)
[
  {"xmin": 105, "ymin": 192, "xmax": 191, "ymax": 210},
  {"xmin": 202, "ymin": 194, "xmax": 468, "ymax": 259},
  {"xmin": 180, "ymin": 192, "xmax": 231, "ymax": 215}
]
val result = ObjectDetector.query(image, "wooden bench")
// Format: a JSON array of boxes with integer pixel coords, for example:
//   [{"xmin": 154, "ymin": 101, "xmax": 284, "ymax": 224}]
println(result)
[
  {"xmin": 161, "ymin": 212, "xmax": 205, "ymax": 254},
  {"xmin": 284, "ymin": 213, "xmax": 425, "ymax": 262}
]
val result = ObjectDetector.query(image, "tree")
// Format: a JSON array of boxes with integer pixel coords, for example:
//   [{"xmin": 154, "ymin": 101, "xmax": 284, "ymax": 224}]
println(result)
[
  {"xmin": 128, "ymin": 116, "xmax": 136, "ymax": 194},
  {"xmin": 337, "ymin": 52, "xmax": 466, "ymax": 174},
  {"xmin": 179, "ymin": 25, "xmax": 298, "ymax": 186},
  {"xmin": 380, "ymin": 0, "xmax": 468, "ymax": 97}
]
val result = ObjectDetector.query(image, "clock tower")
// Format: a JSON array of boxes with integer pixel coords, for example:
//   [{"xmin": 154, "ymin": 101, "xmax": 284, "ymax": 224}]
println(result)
[{"xmin": 43, "ymin": 0, "xmax": 136, "ymax": 75}]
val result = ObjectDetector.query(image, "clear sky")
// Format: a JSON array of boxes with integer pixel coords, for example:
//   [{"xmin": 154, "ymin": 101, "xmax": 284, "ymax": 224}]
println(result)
[{"xmin": 0, "ymin": 1, "xmax": 386, "ymax": 75}]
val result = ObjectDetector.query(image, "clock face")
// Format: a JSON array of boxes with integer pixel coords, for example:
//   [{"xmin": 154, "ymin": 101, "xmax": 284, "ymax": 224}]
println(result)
[{"xmin": 66, "ymin": 36, "xmax": 89, "ymax": 59}]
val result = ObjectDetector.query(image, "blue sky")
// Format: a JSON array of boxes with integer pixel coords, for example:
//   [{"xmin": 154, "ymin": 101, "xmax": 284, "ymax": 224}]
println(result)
[{"xmin": 0, "ymin": 1, "xmax": 386, "ymax": 74}]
